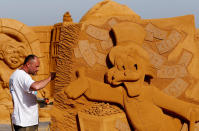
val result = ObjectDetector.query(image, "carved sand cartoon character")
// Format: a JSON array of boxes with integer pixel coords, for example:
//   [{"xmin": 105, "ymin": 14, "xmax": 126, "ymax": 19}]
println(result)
[
  {"xmin": 65, "ymin": 22, "xmax": 199, "ymax": 131},
  {"xmin": 65, "ymin": 44, "xmax": 199, "ymax": 131},
  {"xmin": 0, "ymin": 33, "xmax": 27, "ymax": 106}
]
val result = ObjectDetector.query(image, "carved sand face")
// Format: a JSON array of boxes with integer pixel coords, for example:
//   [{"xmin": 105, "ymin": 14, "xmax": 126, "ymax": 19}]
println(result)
[
  {"xmin": 107, "ymin": 54, "xmax": 145, "ymax": 85},
  {"xmin": 2, "ymin": 42, "xmax": 26, "ymax": 69},
  {"xmin": 107, "ymin": 44, "xmax": 152, "ymax": 96}
]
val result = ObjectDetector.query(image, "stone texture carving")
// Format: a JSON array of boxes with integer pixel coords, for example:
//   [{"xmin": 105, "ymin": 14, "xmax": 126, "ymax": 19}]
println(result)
[{"xmin": 51, "ymin": 23, "xmax": 83, "ymax": 131}]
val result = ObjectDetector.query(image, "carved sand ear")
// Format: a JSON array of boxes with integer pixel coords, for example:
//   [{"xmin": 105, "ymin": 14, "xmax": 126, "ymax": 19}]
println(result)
[{"xmin": 0, "ymin": 50, "xmax": 4, "ymax": 59}]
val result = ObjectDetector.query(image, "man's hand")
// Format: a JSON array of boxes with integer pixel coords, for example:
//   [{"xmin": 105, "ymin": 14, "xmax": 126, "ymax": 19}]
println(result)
[{"xmin": 50, "ymin": 72, "xmax": 56, "ymax": 80}]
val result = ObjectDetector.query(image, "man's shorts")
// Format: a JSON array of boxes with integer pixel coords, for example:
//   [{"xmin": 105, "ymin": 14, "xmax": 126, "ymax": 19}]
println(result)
[{"xmin": 13, "ymin": 124, "xmax": 38, "ymax": 131}]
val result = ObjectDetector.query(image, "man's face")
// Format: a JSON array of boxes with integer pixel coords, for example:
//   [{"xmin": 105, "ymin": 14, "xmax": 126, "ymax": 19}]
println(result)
[
  {"xmin": 2, "ymin": 42, "xmax": 26, "ymax": 69},
  {"xmin": 27, "ymin": 57, "xmax": 40, "ymax": 75}
]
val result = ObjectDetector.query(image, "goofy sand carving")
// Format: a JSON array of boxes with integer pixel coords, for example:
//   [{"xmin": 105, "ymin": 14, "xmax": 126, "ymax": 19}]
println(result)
[{"xmin": 65, "ymin": 22, "xmax": 199, "ymax": 131}]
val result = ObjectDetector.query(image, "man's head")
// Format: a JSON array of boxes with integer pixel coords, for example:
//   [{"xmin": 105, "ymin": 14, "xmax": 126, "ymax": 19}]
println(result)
[
  {"xmin": 0, "ymin": 34, "xmax": 27, "ymax": 69},
  {"xmin": 23, "ymin": 55, "xmax": 40, "ymax": 75}
]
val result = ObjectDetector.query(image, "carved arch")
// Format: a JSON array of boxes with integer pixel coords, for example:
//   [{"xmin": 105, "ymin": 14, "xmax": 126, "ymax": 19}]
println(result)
[{"xmin": 0, "ymin": 18, "xmax": 40, "ymax": 56}]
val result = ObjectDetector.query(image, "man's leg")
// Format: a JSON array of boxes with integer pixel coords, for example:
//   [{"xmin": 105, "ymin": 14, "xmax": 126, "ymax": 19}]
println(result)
[
  {"xmin": 13, "ymin": 125, "xmax": 38, "ymax": 131},
  {"xmin": 26, "ymin": 125, "xmax": 38, "ymax": 131},
  {"xmin": 13, "ymin": 125, "xmax": 26, "ymax": 131}
]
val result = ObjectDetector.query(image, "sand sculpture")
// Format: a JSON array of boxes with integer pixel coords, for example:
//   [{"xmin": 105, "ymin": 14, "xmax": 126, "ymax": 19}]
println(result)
[
  {"xmin": 63, "ymin": 22, "xmax": 199, "ymax": 131},
  {"xmin": 1, "ymin": 0, "xmax": 199, "ymax": 130},
  {"xmin": 51, "ymin": 0, "xmax": 199, "ymax": 131}
]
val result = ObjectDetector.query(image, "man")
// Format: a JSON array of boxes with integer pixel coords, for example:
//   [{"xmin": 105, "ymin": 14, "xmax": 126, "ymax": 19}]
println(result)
[{"xmin": 9, "ymin": 54, "xmax": 56, "ymax": 131}]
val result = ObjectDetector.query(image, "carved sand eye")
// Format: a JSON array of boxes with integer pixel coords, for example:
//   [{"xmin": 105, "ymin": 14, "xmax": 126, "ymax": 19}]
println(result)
[
  {"xmin": 134, "ymin": 64, "xmax": 138, "ymax": 70},
  {"xmin": 6, "ymin": 45, "xmax": 15, "ymax": 54},
  {"xmin": 112, "ymin": 76, "xmax": 115, "ymax": 80},
  {"xmin": 122, "ymin": 65, "xmax": 125, "ymax": 70}
]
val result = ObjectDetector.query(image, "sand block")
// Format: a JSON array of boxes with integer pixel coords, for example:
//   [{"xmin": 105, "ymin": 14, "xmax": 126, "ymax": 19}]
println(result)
[
  {"xmin": 145, "ymin": 23, "xmax": 168, "ymax": 40},
  {"xmin": 100, "ymin": 39, "xmax": 113, "ymax": 50},
  {"xmin": 78, "ymin": 40, "xmax": 96, "ymax": 67},
  {"xmin": 163, "ymin": 78, "xmax": 188, "ymax": 97},
  {"xmin": 93, "ymin": 51, "xmax": 106, "ymax": 66},
  {"xmin": 86, "ymin": 25, "xmax": 109, "ymax": 41},
  {"xmin": 157, "ymin": 65, "xmax": 187, "ymax": 78},
  {"xmin": 178, "ymin": 50, "xmax": 193, "ymax": 67},
  {"xmin": 156, "ymin": 30, "xmax": 182, "ymax": 54},
  {"xmin": 143, "ymin": 45, "xmax": 166, "ymax": 69},
  {"xmin": 78, "ymin": 112, "xmax": 130, "ymax": 131}
]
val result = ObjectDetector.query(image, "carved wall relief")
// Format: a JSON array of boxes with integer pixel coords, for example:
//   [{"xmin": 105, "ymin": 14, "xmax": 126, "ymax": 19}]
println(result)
[
  {"xmin": 143, "ymin": 45, "xmax": 166, "ymax": 69},
  {"xmin": 51, "ymin": 1, "xmax": 199, "ymax": 131},
  {"xmin": 0, "ymin": 34, "xmax": 27, "ymax": 69},
  {"xmin": 143, "ymin": 21, "xmax": 197, "ymax": 99},
  {"xmin": 74, "ymin": 40, "xmax": 107, "ymax": 67}
]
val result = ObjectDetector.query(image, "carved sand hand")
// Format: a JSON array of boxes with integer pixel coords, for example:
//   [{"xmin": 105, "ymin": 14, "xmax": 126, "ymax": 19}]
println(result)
[{"xmin": 64, "ymin": 67, "xmax": 89, "ymax": 99}]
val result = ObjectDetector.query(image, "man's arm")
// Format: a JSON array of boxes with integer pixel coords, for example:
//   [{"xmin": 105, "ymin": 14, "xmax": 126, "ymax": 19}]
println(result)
[{"xmin": 30, "ymin": 72, "xmax": 56, "ymax": 91}]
